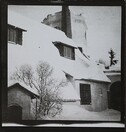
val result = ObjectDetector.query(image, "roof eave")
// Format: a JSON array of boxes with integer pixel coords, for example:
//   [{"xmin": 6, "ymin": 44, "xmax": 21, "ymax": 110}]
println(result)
[
  {"xmin": 8, "ymin": 83, "xmax": 39, "ymax": 98},
  {"xmin": 75, "ymin": 78, "xmax": 111, "ymax": 83}
]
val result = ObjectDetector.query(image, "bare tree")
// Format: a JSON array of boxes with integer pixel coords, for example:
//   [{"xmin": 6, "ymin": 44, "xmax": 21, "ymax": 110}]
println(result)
[{"xmin": 10, "ymin": 61, "xmax": 67, "ymax": 119}]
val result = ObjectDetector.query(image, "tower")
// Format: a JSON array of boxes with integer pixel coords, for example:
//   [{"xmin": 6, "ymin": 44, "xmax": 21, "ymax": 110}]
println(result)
[
  {"xmin": 42, "ymin": 6, "xmax": 88, "ymax": 54},
  {"xmin": 71, "ymin": 13, "xmax": 88, "ymax": 53}
]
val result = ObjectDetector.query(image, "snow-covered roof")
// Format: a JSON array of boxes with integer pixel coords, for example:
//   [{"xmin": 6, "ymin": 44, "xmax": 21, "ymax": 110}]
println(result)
[
  {"xmin": 57, "ymin": 49, "xmax": 111, "ymax": 82},
  {"xmin": 104, "ymin": 64, "xmax": 121, "ymax": 72},
  {"xmin": 52, "ymin": 40, "xmax": 77, "ymax": 48},
  {"xmin": 8, "ymin": 9, "xmax": 111, "ymax": 101},
  {"xmin": 60, "ymin": 82, "xmax": 80, "ymax": 101},
  {"xmin": 104, "ymin": 64, "xmax": 121, "ymax": 76},
  {"xmin": 8, "ymin": 80, "xmax": 39, "ymax": 97},
  {"xmin": 104, "ymin": 72, "xmax": 121, "ymax": 76}
]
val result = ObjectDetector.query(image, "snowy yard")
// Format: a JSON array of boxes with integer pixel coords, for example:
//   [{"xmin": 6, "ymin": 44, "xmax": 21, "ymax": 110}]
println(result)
[{"xmin": 50, "ymin": 103, "xmax": 121, "ymax": 121}]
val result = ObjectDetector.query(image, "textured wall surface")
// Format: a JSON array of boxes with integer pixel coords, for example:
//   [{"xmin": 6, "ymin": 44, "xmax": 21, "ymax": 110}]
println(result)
[
  {"xmin": 71, "ymin": 13, "xmax": 87, "ymax": 53},
  {"xmin": 8, "ymin": 86, "xmax": 32, "ymax": 120},
  {"xmin": 75, "ymin": 80, "xmax": 109, "ymax": 112},
  {"xmin": 43, "ymin": 12, "xmax": 62, "ymax": 30}
]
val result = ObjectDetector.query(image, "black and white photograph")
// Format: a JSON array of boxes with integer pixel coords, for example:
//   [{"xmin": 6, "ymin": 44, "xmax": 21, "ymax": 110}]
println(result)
[{"xmin": 2, "ymin": 2, "xmax": 124, "ymax": 127}]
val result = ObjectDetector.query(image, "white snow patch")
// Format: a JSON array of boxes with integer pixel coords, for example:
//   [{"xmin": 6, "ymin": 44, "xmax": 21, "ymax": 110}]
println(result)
[
  {"xmin": 49, "ymin": 103, "xmax": 121, "ymax": 121},
  {"xmin": 60, "ymin": 82, "xmax": 80, "ymax": 101},
  {"xmin": 104, "ymin": 64, "xmax": 121, "ymax": 72},
  {"xmin": 8, "ymin": 80, "xmax": 39, "ymax": 96}
]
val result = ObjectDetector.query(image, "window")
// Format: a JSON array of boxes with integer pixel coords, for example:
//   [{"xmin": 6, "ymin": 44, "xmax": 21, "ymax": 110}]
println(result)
[
  {"xmin": 8, "ymin": 26, "xmax": 16, "ymax": 43},
  {"xmin": 80, "ymin": 84, "xmax": 91, "ymax": 105},
  {"xmin": 64, "ymin": 46, "xmax": 73, "ymax": 59},
  {"xmin": 53, "ymin": 42, "xmax": 75, "ymax": 60},
  {"xmin": 63, "ymin": 45, "xmax": 75, "ymax": 60},
  {"xmin": 8, "ymin": 24, "xmax": 26, "ymax": 45}
]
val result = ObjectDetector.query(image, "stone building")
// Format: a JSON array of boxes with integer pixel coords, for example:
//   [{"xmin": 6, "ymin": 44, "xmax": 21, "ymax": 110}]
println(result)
[
  {"xmin": 8, "ymin": 6, "xmax": 111, "ymax": 118},
  {"xmin": 8, "ymin": 82, "xmax": 38, "ymax": 121},
  {"xmin": 42, "ymin": 6, "xmax": 111, "ymax": 111}
]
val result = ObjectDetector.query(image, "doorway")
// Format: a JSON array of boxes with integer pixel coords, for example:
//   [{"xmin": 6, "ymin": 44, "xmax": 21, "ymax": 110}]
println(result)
[
  {"xmin": 109, "ymin": 81, "xmax": 121, "ymax": 111},
  {"xmin": 7, "ymin": 105, "xmax": 22, "ymax": 122}
]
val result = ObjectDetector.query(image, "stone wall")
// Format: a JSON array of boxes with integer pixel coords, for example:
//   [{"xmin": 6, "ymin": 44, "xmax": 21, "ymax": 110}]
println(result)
[
  {"xmin": 8, "ymin": 86, "xmax": 32, "ymax": 120},
  {"xmin": 43, "ymin": 12, "xmax": 62, "ymax": 30},
  {"xmin": 75, "ymin": 80, "xmax": 109, "ymax": 112}
]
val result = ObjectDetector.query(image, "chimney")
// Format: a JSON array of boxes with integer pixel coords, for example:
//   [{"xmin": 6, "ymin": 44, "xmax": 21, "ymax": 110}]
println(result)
[{"xmin": 61, "ymin": 6, "xmax": 72, "ymax": 38}]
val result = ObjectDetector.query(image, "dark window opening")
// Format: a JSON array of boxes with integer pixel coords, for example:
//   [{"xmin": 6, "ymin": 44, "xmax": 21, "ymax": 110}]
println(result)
[
  {"xmin": 64, "ymin": 46, "xmax": 73, "ymax": 59},
  {"xmin": 53, "ymin": 42, "xmax": 75, "ymax": 60},
  {"xmin": 8, "ymin": 24, "xmax": 26, "ymax": 45},
  {"xmin": 80, "ymin": 84, "xmax": 91, "ymax": 105}
]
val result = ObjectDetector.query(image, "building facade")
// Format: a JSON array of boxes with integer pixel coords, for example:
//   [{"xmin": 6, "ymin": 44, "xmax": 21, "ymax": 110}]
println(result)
[
  {"xmin": 8, "ymin": 6, "xmax": 111, "ymax": 119},
  {"xmin": 8, "ymin": 83, "xmax": 38, "ymax": 121}
]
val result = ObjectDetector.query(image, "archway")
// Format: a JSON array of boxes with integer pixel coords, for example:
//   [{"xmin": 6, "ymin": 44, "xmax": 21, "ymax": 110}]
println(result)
[
  {"xmin": 109, "ymin": 81, "xmax": 121, "ymax": 111},
  {"xmin": 7, "ymin": 105, "xmax": 22, "ymax": 122}
]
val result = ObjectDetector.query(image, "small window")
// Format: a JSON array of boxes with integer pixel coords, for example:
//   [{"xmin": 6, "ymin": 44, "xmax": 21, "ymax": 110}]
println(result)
[
  {"xmin": 8, "ymin": 27, "xmax": 16, "ymax": 43},
  {"xmin": 53, "ymin": 42, "xmax": 75, "ymax": 60},
  {"xmin": 8, "ymin": 25, "xmax": 26, "ymax": 45},
  {"xmin": 64, "ymin": 46, "xmax": 75, "ymax": 60},
  {"xmin": 80, "ymin": 84, "xmax": 91, "ymax": 105},
  {"xmin": 64, "ymin": 46, "xmax": 73, "ymax": 59}
]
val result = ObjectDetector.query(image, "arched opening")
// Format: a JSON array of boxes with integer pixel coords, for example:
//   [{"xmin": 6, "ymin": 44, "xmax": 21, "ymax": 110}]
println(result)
[
  {"xmin": 7, "ymin": 105, "xmax": 22, "ymax": 122},
  {"xmin": 109, "ymin": 81, "xmax": 121, "ymax": 111}
]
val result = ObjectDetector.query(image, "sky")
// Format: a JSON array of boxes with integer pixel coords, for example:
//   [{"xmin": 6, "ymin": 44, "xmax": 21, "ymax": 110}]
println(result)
[{"xmin": 8, "ymin": 5, "xmax": 121, "ymax": 65}]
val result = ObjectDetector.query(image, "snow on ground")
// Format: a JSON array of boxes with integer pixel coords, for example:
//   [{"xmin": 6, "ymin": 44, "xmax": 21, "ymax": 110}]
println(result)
[
  {"xmin": 2, "ymin": 103, "xmax": 122, "ymax": 127},
  {"xmin": 50, "ymin": 103, "xmax": 121, "ymax": 121}
]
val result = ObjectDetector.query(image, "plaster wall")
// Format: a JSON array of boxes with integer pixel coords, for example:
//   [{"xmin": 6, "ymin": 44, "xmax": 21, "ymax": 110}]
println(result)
[
  {"xmin": 71, "ymin": 14, "xmax": 87, "ymax": 53},
  {"xmin": 74, "ymin": 80, "xmax": 109, "ymax": 111},
  {"xmin": 8, "ymin": 86, "xmax": 32, "ymax": 120}
]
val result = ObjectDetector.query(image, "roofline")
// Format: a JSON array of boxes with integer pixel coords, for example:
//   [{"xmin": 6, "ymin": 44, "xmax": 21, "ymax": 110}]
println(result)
[
  {"xmin": 52, "ymin": 41, "xmax": 77, "ymax": 48},
  {"xmin": 104, "ymin": 70, "xmax": 121, "ymax": 73},
  {"xmin": 75, "ymin": 78, "xmax": 111, "ymax": 83},
  {"xmin": 8, "ymin": 83, "xmax": 39, "ymax": 98},
  {"xmin": 8, "ymin": 24, "xmax": 27, "ymax": 32},
  {"xmin": 105, "ymin": 73, "xmax": 121, "ymax": 76}
]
